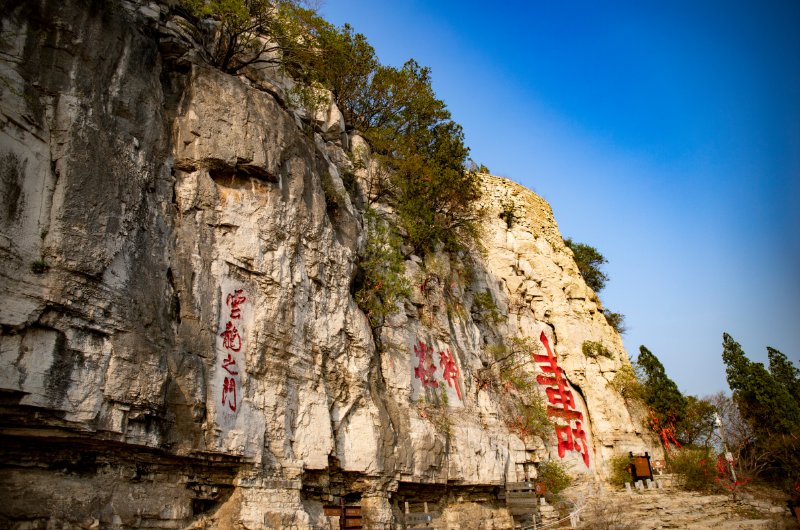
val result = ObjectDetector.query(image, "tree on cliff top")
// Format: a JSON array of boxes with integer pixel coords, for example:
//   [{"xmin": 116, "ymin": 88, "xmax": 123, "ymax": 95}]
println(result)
[
  {"xmin": 357, "ymin": 61, "xmax": 479, "ymax": 253},
  {"xmin": 563, "ymin": 238, "xmax": 608, "ymax": 293},
  {"xmin": 563, "ymin": 238, "xmax": 627, "ymax": 334},
  {"xmin": 179, "ymin": 0, "xmax": 316, "ymax": 74},
  {"xmin": 180, "ymin": 1, "xmax": 482, "ymax": 253},
  {"xmin": 312, "ymin": 48, "xmax": 480, "ymax": 252}
]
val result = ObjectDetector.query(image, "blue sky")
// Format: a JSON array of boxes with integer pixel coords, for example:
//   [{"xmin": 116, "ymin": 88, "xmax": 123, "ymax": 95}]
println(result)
[{"xmin": 320, "ymin": 0, "xmax": 800, "ymax": 396}]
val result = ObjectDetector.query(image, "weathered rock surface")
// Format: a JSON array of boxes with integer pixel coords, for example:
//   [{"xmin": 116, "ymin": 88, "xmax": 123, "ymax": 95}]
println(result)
[
  {"xmin": 0, "ymin": 1, "xmax": 656, "ymax": 528},
  {"xmin": 572, "ymin": 482, "xmax": 796, "ymax": 529}
]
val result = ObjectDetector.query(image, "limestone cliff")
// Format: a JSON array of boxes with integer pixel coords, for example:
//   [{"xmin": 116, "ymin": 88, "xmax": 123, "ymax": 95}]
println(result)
[{"xmin": 0, "ymin": 1, "xmax": 654, "ymax": 528}]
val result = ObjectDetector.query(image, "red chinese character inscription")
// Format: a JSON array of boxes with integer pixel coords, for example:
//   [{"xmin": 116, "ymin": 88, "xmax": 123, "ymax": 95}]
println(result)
[
  {"xmin": 439, "ymin": 348, "xmax": 462, "ymax": 400},
  {"xmin": 226, "ymin": 289, "xmax": 247, "ymax": 319},
  {"xmin": 534, "ymin": 332, "xmax": 590, "ymax": 467},
  {"xmin": 222, "ymin": 353, "xmax": 238, "ymax": 375},
  {"xmin": 413, "ymin": 340, "xmax": 438, "ymax": 389},
  {"xmin": 220, "ymin": 321, "xmax": 242, "ymax": 352},
  {"xmin": 222, "ymin": 376, "xmax": 237, "ymax": 412},
  {"xmin": 218, "ymin": 288, "xmax": 248, "ymax": 418}
]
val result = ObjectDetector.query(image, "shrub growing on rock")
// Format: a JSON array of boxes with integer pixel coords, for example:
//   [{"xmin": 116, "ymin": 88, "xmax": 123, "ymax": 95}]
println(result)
[
  {"xmin": 564, "ymin": 238, "xmax": 608, "ymax": 293},
  {"xmin": 537, "ymin": 460, "xmax": 572, "ymax": 496},
  {"xmin": 668, "ymin": 447, "xmax": 716, "ymax": 491},
  {"xmin": 608, "ymin": 454, "xmax": 634, "ymax": 487},
  {"xmin": 179, "ymin": 0, "xmax": 303, "ymax": 73},
  {"xmin": 608, "ymin": 364, "xmax": 644, "ymax": 402},
  {"xmin": 582, "ymin": 340, "xmax": 613, "ymax": 359},
  {"xmin": 602, "ymin": 309, "xmax": 627, "ymax": 335},
  {"xmin": 353, "ymin": 208, "xmax": 410, "ymax": 328}
]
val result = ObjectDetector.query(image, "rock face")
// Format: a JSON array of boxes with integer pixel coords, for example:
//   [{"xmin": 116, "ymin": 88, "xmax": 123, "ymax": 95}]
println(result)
[{"xmin": 0, "ymin": 1, "xmax": 654, "ymax": 528}]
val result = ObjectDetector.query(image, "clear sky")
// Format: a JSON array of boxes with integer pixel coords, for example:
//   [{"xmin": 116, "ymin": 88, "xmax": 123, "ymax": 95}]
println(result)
[{"xmin": 320, "ymin": 0, "xmax": 800, "ymax": 396}]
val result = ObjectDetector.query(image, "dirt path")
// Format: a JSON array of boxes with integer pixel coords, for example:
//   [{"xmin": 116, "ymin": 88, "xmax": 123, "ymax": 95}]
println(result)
[{"xmin": 558, "ymin": 482, "xmax": 797, "ymax": 530}]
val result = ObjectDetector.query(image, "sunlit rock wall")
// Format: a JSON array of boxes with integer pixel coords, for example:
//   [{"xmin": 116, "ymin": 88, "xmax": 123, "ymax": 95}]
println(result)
[{"xmin": 0, "ymin": 1, "xmax": 655, "ymax": 528}]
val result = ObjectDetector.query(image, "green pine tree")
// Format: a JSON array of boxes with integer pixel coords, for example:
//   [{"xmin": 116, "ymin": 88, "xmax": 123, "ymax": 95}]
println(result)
[
  {"xmin": 767, "ymin": 346, "xmax": 800, "ymax": 406},
  {"xmin": 637, "ymin": 345, "xmax": 688, "ymax": 440},
  {"xmin": 722, "ymin": 333, "xmax": 800, "ymax": 436},
  {"xmin": 563, "ymin": 238, "xmax": 608, "ymax": 293}
]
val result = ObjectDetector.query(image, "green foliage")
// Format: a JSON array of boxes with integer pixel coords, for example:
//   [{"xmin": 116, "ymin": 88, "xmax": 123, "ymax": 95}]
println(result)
[
  {"xmin": 350, "ymin": 59, "xmax": 447, "ymax": 146},
  {"xmin": 722, "ymin": 333, "xmax": 750, "ymax": 394},
  {"xmin": 722, "ymin": 333, "xmax": 800, "ymax": 435},
  {"xmin": 298, "ymin": 23, "xmax": 378, "ymax": 125},
  {"xmin": 417, "ymin": 404, "xmax": 451, "ymax": 435},
  {"xmin": 582, "ymin": 340, "xmax": 613, "ymax": 359},
  {"xmin": 180, "ymin": 1, "xmax": 482, "ymax": 253},
  {"xmin": 767, "ymin": 346, "xmax": 800, "ymax": 405},
  {"xmin": 511, "ymin": 398, "xmax": 552, "ymax": 441},
  {"xmin": 612, "ymin": 359, "xmax": 714, "ymax": 448},
  {"xmin": 678, "ymin": 396, "xmax": 717, "ymax": 447},
  {"xmin": 30, "ymin": 259, "xmax": 48, "ymax": 274},
  {"xmin": 438, "ymin": 383, "xmax": 449, "ymax": 408},
  {"xmin": 483, "ymin": 343, "xmax": 534, "ymax": 393},
  {"xmin": 472, "ymin": 290, "xmax": 503, "ymax": 323},
  {"xmin": 637, "ymin": 345, "xmax": 688, "ymax": 437},
  {"xmin": 499, "ymin": 361, "xmax": 535, "ymax": 393},
  {"xmin": 417, "ymin": 388, "xmax": 452, "ymax": 436},
  {"xmin": 348, "ymin": 60, "xmax": 481, "ymax": 253},
  {"xmin": 536, "ymin": 460, "xmax": 572, "ymax": 496},
  {"xmin": 564, "ymin": 237, "xmax": 608, "ymax": 293},
  {"xmin": 608, "ymin": 454, "xmax": 633, "ymax": 487},
  {"xmin": 286, "ymin": 83, "xmax": 329, "ymax": 132},
  {"xmin": 179, "ymin": 0, "xmax": 289, "ymax": 73},
  {"xmin": 668, "ymin": 447, "xmax": 716, "ymax": 491},
  {"xmin": 602, "ymin": 309, "xmax": 627, "ymax": 335},
  {"xmin": 479, "ymin": 339, "xmax": 552, "ymax": 440},
  {"xmin": 354, "ymin": 209, "xmax": 411, "ymax": 328},
  {"xmin": 499, "ymin": 199, "xmax": 516, "ymax": 229},
  {"xmin": 609, "ymin": 364, "xmax": 644, "ymax": 401},
  {"xmin": 720, "ymin": 334, "xmax": 800, "ymax": 493}
]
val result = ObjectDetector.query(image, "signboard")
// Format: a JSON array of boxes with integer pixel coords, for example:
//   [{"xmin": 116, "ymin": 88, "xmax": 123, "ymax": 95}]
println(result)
[{"xmin": 629, "ymin": 452, "xmax": 654, "ymax": 482}]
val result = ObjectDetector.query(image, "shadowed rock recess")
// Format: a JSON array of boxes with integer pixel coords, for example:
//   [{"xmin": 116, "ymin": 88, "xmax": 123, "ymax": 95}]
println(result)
[{"xmin": 0, "ymin": 1, "xmax": 656, "ymax": 528}]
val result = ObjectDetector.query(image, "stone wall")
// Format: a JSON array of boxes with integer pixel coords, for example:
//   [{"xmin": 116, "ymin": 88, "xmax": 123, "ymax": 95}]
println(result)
[{"xmin": 0, "ymin": 1, "xmax": 655, "ymax": 528}]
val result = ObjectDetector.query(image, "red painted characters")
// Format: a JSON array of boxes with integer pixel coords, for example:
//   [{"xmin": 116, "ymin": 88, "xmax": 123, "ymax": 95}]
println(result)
[
  {"xmin": 218, "ymin": 288, "xmax": 247, "ymax": 415},
  {"xmin": 534, "ymin": 332, "xmax": 590, "ymax": 467},
  {"xmin": 439, "ymin": 348, "xmax": 462, "ymax": 400},
  {"xmin": 219, "ymin": 321, "xmax": 242, "ymax": 352},
  {"xmin": 413, "ymin": 340, "xmax": 439, "ymax": 390},
  {"xmin": 222, "ymin": 376, "xmax": 237, "ymax": 412},
  {"xmin": 412, "ymin": 340, "xmax": 463, "ymax": 402},
  {"xmin": 226, "ymin": 289, "xmax": 247, "ymax": 318}
]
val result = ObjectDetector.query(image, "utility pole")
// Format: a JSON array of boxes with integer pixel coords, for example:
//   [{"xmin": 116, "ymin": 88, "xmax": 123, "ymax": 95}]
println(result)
[{"xmin": 714, "ymin": 412, "xmax": 737, "ymax": 484}]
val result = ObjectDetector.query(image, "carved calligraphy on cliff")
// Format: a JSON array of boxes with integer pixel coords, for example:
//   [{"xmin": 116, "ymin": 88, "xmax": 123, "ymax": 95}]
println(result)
[
  {"xmin": 214, "ymin": 284, "xmax": 249, "ymax": 429},
  {"xmin": 410, "ymin": 339, "xmax": 463, "ymax": 407},
  {"xmin": 534, "ymin": 331, "xmax": 590, "ymax": 467}
]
